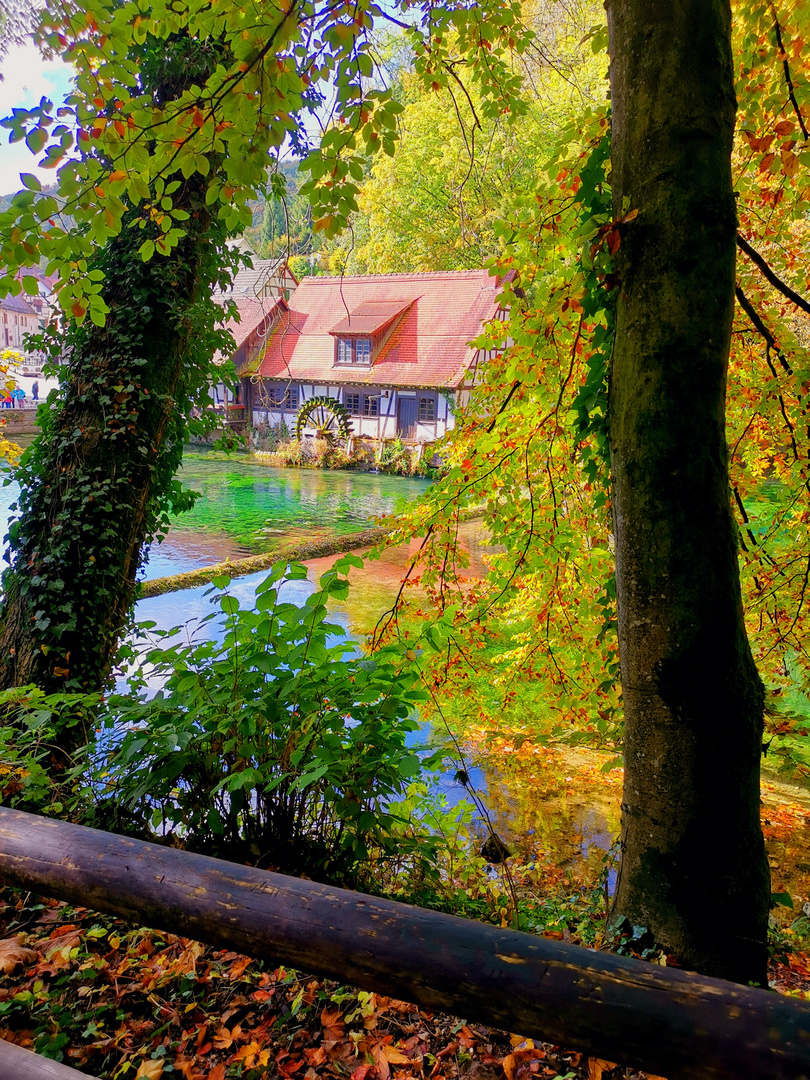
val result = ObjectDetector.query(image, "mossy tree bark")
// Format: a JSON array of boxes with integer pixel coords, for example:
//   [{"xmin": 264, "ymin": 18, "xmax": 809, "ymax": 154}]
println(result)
[{"xmin": 606, "ymin": 0, "xmax": 771, "ymax": 984}]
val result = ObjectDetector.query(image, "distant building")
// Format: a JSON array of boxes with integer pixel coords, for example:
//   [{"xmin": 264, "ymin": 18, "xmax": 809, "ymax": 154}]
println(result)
[
  {"xmin": 220, "ymin": 255, "xmax": 297, "ymax": 303},
  {"xmin": 2, "ymin": 269, "xmax": 61, "ymax": 372},
  {"xmin": 14, "ymin": 267, "xmax": 59, "ymax": 333},
  {"xmin": 232, "ymin": 269, "xmax": 508, "ymax": 444},
  {"xmin": 1, "ymin": 293, "xmax": 39, "ymax": 353}
]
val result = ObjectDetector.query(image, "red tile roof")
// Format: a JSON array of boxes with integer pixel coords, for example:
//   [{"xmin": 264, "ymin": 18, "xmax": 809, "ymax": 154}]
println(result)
[
  {"xmin": 219, "ymin": 296, "xmax": 286, "ymax": 353},
  {"xmin": 328, "ymin": 299, "xmax": 413, "ymax": 337},
  {"xmin": 257, "ymin": 270, "xmax": 505, "ymax": 389}
]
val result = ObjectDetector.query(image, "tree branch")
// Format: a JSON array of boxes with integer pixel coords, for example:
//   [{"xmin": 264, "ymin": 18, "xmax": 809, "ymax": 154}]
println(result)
[
  {"xmin": 734, "ymin": 284, "xmax": 793, "ymax": 377},
  {"xmin": 770, "ymin": 3, "xmax": 809, "ymax": 140},
  {"xmin": 737, "ymin": 234, "xmax": 810, "ymax": 318}
]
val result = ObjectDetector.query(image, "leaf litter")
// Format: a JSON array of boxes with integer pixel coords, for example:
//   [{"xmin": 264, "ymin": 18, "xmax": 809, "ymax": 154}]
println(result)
[{"xmin": 0, "ymin": 887, "xmax": 670, "ymax": 1080}]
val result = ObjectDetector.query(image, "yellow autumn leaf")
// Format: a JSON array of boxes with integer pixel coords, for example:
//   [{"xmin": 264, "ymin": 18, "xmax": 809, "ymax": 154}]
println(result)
[{"xmin": 135, "ymin": 1060, "xmax": 164, "ymax": 1079}]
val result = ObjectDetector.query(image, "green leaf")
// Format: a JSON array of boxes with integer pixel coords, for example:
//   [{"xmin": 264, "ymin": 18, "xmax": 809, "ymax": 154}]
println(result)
[
  {"xmin": 139, "ymin": 239, "xmax": 155, "ymax": 262},
  {"xmin": 25, "ymin": 127, "xmax": 47, "ymax": 155},
  {"xmin": 20, "ymin": 173, "xmax": 42, "ymax": 192}
]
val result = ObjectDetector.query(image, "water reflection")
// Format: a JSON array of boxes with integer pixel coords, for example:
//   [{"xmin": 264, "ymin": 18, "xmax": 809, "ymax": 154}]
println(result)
[{"xmin": 2, "ymin": 446, "xmax": 806, "ymax": 909}]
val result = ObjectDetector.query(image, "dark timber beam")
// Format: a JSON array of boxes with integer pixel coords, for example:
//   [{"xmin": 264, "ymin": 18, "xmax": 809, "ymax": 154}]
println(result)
[{"xmin": 0, "ymin": 809, "xmax": 809, "ymax": 1080}]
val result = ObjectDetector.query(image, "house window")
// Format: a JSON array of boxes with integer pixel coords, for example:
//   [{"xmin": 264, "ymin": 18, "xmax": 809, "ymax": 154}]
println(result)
[
  {"xmin": 337, "ymin": 339, "xmax": 354, "ymax": 364},
  {"xmin": 268, "ymin": 386, "xmax": 298, "ymax": 409},
  {"xmin": 355, "ymin": 338, "xmax": 371, "ymax": 364},
  {"xmin": 363, "ymin": 395, "xmax": 379, "ymax": 418},
  {"xmin": 336, "ymin": 338, "xmax": 373, "ymax": 365},
  {"xmin": 345, "ymin": 392, "xmax": 361, "ymax": 415},
  {"xmin": 418, "ymin": 396, "xmax": 436, "ymax": 422}
]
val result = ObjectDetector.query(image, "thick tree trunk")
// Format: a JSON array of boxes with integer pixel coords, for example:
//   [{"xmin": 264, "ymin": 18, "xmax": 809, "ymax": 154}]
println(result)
[
  {"xmin": 0, "ymin": 43, "xmax": 229, "ymax": 705},
  {"xmin": 0, "ymin": 187, "xmax": 217, "ymax": 698},
  {"xmin": 607, "ymin": 0, "xmax": 771, "ymax": 983}
]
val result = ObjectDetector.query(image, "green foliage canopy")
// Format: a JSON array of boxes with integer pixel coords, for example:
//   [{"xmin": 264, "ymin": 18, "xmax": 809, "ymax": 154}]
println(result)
[{"xmin": 0, "ymin": 0, "xmax": 533, "ymax": 318}]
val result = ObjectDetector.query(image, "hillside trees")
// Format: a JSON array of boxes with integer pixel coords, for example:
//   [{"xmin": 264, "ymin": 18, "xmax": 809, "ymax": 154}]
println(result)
[
  {"xmin": 259, "ymin": 161, "xmax": 312, "ymax": 260},
  {"xmin": 324, "ymin": 1, "xmax": 604, "ymax": 275},
  {"xmin": 0, "ymin": 0, "xmax": 530, "ymax": 696}
]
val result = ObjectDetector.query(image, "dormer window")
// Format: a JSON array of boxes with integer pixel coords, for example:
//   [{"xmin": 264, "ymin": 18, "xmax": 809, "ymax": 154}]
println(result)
[
  {"xmin": 337, "ymin": 338, "xmax": 353, "ymax": 364},
  {"xmin": 356, "ymin": 338, "xmax": 371, "ymax": 364},
  {"xmin": 335, "ymin": 337, "xmax": 372, "ymax": 365},
  {"xmin": 330, "ymin": 299, "xmax": 413, "ymax": 368}
]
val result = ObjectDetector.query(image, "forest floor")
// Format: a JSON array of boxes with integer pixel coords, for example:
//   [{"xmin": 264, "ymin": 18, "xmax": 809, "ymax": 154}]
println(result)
[
  {"xmin": 1, "ymin": 738, "xmax": 809, "ymax": 1080},
  {"xmin": 0, "ymin": 882, "xmax": 808, "ymax": 1080}
]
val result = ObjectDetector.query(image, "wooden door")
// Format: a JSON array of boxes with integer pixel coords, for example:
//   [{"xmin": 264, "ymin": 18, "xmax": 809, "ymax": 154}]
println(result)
[{"xmin": 397, "ymin": 395, "xmax": 417, "ymax": 439}]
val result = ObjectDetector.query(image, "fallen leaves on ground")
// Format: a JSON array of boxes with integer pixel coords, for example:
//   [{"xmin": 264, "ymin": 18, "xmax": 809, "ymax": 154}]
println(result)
[{"xmin": 0, "ymin": 888, "xmax": 667, "ymax": 1080}]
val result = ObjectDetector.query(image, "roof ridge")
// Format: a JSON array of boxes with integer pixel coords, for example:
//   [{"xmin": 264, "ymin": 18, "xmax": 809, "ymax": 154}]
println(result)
[{"xmin": 302, "ymin": 268, "xmax": 492, "ymax": 283}]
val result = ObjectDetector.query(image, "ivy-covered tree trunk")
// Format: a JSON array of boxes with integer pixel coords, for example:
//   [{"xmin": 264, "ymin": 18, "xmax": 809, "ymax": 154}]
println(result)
[
  {"xmin": 607, "ymin": 0, "xmax": 770, "ymax": 984},
  {"xmin": 0, "ymin": 191, "xmax": 223, "ymax": 697},
  {"xmin": 0, "ymin": 43, "xmax": 230, "ymax": 703}
]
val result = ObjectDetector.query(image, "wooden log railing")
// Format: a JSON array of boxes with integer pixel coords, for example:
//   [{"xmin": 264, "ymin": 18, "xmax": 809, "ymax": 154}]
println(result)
[
  {"xmin": 0, "ymin": 1037, "xmax": 100, "ymax": 1080},
  {"xmin": 0, "ymin": 808, "xmax": 809, "ymax": 1080}
]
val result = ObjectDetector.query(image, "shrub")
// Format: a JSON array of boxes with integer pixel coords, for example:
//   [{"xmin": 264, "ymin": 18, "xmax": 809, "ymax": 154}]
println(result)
[
  {"xmin": 252, "ymin": 418, "xmax": 290, "ymax": 452},
  {"xmin": 88, "ymin": 558, "xmax": 448, "ymax": 885}
]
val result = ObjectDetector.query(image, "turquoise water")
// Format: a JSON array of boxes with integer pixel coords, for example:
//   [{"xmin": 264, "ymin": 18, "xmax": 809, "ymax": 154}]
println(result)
[
  {"xmin": 0, "ymin": 448, "xmax": 432, "ymax": 581},
  {"xmin": 146, "ymin": 451, "xmax": 432, "ymax": 578}
]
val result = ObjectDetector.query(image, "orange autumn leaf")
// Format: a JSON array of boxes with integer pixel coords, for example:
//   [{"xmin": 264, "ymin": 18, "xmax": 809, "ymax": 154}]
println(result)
[
  {"xmin": 781, "ymin": 150, "xmax": 799, "ymax": 178},
  {"xmin": 588, "ymin": 1059, "xmax": 617, "ymax": 1080},
  {"xmin": 212, "ymin": 1024, "xmax": 241, "ymax": 1050},
  {"xmin": 0, "ymin": 936, "xmax": 36, "ymax": 974},
  {"xmin": 382, "ymin": 1045, "xmax": 412, "ymax": 1064},
  {"xmin": 227, "ymin": 954, "xmax": 251, "ymax": 980}
]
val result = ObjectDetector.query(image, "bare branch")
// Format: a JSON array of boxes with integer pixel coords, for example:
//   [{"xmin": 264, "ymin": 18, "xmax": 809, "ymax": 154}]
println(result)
[
  {"xmin": 737, "ymin": 234, "xmax": 810, "ymax": 318},
  {"xmin": 770, "ymin": 3, "xmax": 809, "ymax": 140}
]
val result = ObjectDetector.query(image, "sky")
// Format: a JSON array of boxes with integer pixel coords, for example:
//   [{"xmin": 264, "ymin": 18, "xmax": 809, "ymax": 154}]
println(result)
[{"xmin": 0, "ymin": 43, "xmax": 73, "ymax": 194}]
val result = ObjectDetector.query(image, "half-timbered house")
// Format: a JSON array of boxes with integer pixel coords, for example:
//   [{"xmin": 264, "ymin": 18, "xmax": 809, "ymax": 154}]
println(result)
[
  {"xmin": 209, "ymin": 255, "xmax": 296, "ymax": 424},
  {"xmin": 237, "ymin": 269, "xmax": 507, "ymax": 444}
]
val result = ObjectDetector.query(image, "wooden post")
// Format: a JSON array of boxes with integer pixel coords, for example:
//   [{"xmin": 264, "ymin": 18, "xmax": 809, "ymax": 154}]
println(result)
[
  {"xmin": 0, "ymin": 809, "xmax": 809, "ymax": 1080},
  {"xmin": 0, "ymin": 1038, "xmax": 100, "ymax": 1079}
]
